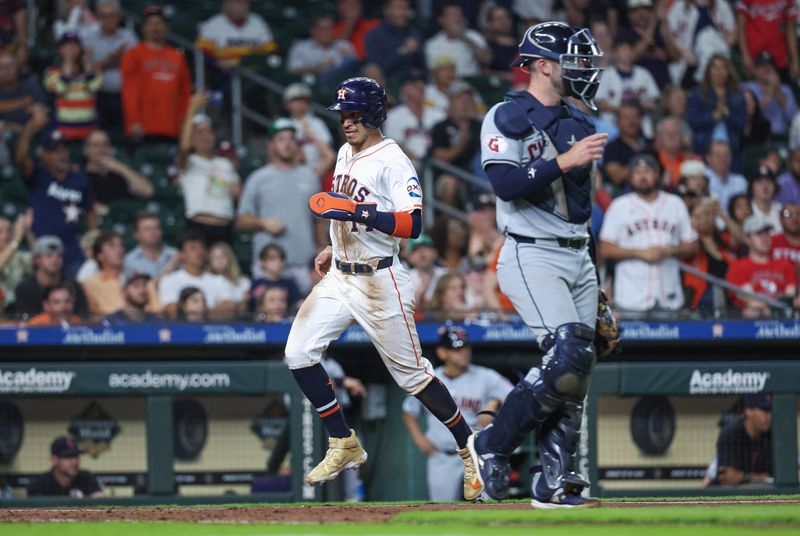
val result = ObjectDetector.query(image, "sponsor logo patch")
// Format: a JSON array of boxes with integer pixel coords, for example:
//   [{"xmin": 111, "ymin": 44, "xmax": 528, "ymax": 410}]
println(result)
[
  {"xmin": 407, "ymin": 176, "xmax": 422, "ymax": 198},
  {"xmin": 485, "ymin": 135, "xmax": 508, "ymax": 154}
]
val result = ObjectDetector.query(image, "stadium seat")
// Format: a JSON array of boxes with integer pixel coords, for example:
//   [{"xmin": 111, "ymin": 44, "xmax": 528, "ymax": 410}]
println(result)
[
  {"xmin": 233, "ymin": 232, "xmax": 253, "ymax": 273},
  {"xmin": 134, "ymin": 144, "xmax": 178, "ymax": 167},
  {"xmin": 464, "ymin": 75, "xmax": 511, "ymax": 108}
]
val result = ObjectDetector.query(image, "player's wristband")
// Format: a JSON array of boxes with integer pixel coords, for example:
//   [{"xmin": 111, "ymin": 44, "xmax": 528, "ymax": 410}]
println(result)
[{"xmin": 367, "ymin": 209, "xmax": 422, "ymax": 239}]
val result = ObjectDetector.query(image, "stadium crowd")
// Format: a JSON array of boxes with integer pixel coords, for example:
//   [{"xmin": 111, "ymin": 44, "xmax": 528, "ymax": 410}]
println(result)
[{"xmin": 0, "ymin": 0, "xmax": 798, "ymax": 326}]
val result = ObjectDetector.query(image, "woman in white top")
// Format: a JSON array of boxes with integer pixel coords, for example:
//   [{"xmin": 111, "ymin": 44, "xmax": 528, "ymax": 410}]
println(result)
[
  {"xmin": 177, "ymin": 92, "xmax": 241, "ymax": 245},
  {"xmin": 208, "ymin": 241, "xmax": 251, "ymax": 315}
]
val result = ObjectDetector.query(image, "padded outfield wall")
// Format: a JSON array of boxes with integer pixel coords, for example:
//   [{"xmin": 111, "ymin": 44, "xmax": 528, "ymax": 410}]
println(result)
[{"xmin": 0, "ymin": 319, "xmax": 798, "ymax": 503}]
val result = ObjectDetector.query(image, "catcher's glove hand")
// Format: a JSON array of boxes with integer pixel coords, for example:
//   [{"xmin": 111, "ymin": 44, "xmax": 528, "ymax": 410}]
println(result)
[{"xmin": 595, "ymin": 289, "xmax": 621, "ymax": 357}]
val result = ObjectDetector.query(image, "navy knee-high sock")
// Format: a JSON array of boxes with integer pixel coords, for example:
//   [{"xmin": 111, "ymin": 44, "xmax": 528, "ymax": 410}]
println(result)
[
  {"xmin": 416, "ymin": 378, "xmax": 471, "ymax": 448},
  {"xmin": 292, "ymin": 363, "xmax": 351, "ymax": 438}
]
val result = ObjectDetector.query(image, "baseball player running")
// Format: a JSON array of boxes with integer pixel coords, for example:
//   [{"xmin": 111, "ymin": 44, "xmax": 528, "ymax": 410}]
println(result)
[
  {"xmin": 402, "ymin": 326, "xmax": 512, "ymax": 501},
  {"xmin": 466, "ymin": 22, "xmax": 616, "ymax": 508},
  {"xmin": 284, "ymin": 77, "xmax": 483, "ymax": 501}
]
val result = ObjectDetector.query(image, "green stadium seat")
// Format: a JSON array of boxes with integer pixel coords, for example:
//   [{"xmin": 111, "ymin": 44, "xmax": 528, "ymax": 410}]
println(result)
[
  {"xmin": 134, "ymin": 144, "xmax": 178, "ymax": 167},
  {"xmin": 233, "ymin": 232, "xmax": 253, "ymax": 273},
  {"xmin": 464, "ymin": 75, "xmax": 511, "ymax": 108}
]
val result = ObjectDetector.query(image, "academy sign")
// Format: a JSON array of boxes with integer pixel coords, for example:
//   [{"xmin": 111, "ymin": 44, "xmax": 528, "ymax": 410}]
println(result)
[
  {"xmin": 0, "ymin": 368, "xmax": 76, "ymax": 393},
  {"xmin": 689, "ymin": 369, "xmax": 770, "ymax": 395}
]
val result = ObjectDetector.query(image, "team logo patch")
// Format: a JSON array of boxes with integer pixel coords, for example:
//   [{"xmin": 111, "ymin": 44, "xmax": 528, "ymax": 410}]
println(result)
[
  {"xmin": 485, "ymin": 135, "xmax": 508, "ymax": 154},
  {"xmin": 407, "ymin": 177, "xmax": 422, "ymax": 198},
  {"xmin": 337, "ymin": 87, "xmax": 347, "ymax": 100}
]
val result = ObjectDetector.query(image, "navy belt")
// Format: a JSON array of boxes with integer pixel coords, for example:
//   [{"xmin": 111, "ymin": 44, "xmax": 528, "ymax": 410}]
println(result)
[
  {"xmin": 507, "ymin": 232, "xmax": 588, "ymax": 250},
  {"xmin": 335, "ymin": 256, "xmax": 393, "ymax": 275}
]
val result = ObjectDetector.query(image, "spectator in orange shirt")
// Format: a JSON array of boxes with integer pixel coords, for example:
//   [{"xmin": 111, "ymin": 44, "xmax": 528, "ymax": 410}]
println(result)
[
  {"xmin": 81, "ymin": 230, "xmax": 125, "ymax": 317},
  {"xmin": 120, "ymin": 6, "xmax": 191, "ymax": 142},
  {"xmin": 28, "ymin": 282, "xmax": 81, "ymax": 326},
  {"xmin": 726, "ymin": 214, "xmax": 798, "ymax": 318},
  {"xmin": 333, "ymin": 0, "xmax": 379, "ymax": 61},
  {"xmin": 654, "ymin": 116, "xmax": 698, "ymax": 190}
]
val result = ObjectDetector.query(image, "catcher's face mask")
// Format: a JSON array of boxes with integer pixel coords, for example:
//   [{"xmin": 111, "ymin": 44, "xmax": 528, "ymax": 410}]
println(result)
[{"xmin": 560, "ymin": 28, "xmax": 604, "ymax": 111}]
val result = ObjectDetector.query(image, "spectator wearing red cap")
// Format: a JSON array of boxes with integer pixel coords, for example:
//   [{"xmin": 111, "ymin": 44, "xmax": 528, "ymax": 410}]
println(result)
[
  {"xmin": 27, "ymin": 435, "xmax": 103, "ymax": 497},
  {"xmin": 736, "ymin": 0, "xmax": 799, "ymax": 81},
  {"xmin": 120, "ymin": 6, "xmax": 191, "ymax": 142},
  {"xmin": 44, "ymin": 32, "xmax": 103, "ymax": 141},
  {"xmin": 15, "ymin": 107, "xmax": 96, "ymax": 278},
  {"xmin": 726, "ymin": 214, "xmax": 797, "ymax": 317}
]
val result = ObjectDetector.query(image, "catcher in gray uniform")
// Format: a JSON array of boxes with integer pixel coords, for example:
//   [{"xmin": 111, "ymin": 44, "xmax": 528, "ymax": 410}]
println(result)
[{"xmin": 466, "ymin": 22, "xmax": 619, "ymax": 509}]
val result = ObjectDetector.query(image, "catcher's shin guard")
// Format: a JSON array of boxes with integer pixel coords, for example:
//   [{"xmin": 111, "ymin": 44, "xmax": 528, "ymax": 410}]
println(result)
[{"xmin": 531, "ymin": 400, "xmax": 589, "ymax": 501}]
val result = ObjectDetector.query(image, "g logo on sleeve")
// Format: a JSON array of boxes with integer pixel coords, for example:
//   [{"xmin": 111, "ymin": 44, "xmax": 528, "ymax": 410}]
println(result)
[{"xmin": 485, "ymin": 135, "xmax": 509, "ymax": 154}]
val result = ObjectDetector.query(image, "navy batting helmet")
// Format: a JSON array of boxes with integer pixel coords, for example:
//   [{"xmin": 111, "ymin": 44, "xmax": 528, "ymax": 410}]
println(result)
[
  {"xmin": 327, "ymin": 77, "xmax": 387, "ymax": 129},
  {"xmin": 513, "ymin": 22, "xmax": 604, "ymax": 111}
]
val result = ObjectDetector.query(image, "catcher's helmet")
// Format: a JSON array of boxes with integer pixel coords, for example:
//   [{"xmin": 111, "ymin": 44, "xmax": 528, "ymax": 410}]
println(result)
[
  {"xmin": 513, "ymin": 22, "xmax": 604, "ymax": 111},
  {"xmin": 327, "ymin": 77, "xmax": 387, "ymax": 129}
]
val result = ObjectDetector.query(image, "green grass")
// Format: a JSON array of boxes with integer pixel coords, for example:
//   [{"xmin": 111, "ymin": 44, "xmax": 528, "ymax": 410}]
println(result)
[{"xmin": 394, "ymin": 504, "xmax": 800, "ymax": 526}]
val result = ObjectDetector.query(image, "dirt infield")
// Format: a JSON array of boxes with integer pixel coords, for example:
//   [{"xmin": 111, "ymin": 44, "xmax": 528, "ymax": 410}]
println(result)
[{"xmin": 2, "ymin": 499, "xmax": 799, "ymax": 524}]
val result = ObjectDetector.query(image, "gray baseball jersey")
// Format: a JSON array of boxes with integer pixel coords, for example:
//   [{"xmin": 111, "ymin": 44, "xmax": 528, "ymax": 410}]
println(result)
[
  {"xmin": 403, "ymin": 364, "xmax": 512, "ymax": 501},
  {"xmin": 479, "ymin": 92, "xmax": 599, "ymax": 345},
  {"xmin": 480, "ymin": 101, "xmax": 593, "ymax": 240}
]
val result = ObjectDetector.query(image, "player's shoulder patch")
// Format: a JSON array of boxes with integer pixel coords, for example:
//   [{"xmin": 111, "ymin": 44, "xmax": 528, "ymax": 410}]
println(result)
[
  {"xmin": 406, "ymin": 176, "xmax": 422, "ymax": 199},
  {"xmin": 493, "ymin": 98, "xmax": 534, "ymax": 139}
]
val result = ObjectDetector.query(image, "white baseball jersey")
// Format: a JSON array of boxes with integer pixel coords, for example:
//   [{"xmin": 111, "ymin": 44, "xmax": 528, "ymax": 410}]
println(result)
[
  {"xmin": 329, "ymin": 139, "xmax": 423, "ymax": 261},
  {"xmin": 599, "ymin": 191, "xmax": 698, "ymax": 311},
  {"xmin": 286, "ymin": 136, "xmax": 435, "ymax": 396}
]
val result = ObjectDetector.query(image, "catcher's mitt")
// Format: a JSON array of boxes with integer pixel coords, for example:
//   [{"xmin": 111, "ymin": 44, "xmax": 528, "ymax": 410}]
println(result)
[{"xmin": 595, "ymin": 290, "xmax": 621, "ymax": 357}]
